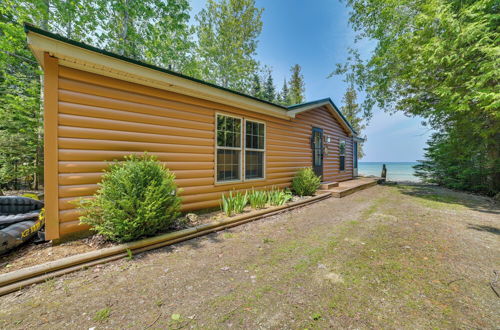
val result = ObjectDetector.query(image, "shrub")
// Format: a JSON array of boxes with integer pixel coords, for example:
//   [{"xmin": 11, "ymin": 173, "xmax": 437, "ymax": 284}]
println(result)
[
  {"xmin": 221, "ymin": 191, "xmax": 248, "ymax": 216},
  {"xmin": 248, "ymin": 189, "xmax": 268, "ymax": 209},
  {"xmin": 267, "ymin": 188, "xmax": 293, "ymax": 206},
  {"xmin": 291, "ymin": 167, "xmax": 321, "ymax": 196},
  {"xmin": 78, "ymin": 154, "xmax": 181, "ymax": 242}
]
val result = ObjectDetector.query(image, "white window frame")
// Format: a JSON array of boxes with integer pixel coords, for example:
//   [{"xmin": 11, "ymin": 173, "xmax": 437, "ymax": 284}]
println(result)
[
  {"xmin": 215, "ymin": 113, "xmax": 243, "ymax": 184},
  {"xmin": 244, "ymin": 118, "xmax": 266, "ymax": 181}
]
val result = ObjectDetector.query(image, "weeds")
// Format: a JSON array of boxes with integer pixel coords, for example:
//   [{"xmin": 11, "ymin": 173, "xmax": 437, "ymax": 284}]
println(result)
[{"xmin": 94, "ymin": 307, "xmax": 111, "ymax": 322}]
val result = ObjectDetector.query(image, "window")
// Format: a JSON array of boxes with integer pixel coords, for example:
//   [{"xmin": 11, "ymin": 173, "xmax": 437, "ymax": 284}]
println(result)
[
  {"xmin": 245, "ymin": 120, "xmax": 265, "ymax": 179},
  {"xmin": 216, "ymin": 114, "xmax": 242, "ymax": 182},
  {"xmin": 339, "ymin": 140, "xmax": 346, "ymax": 171},
  {"xmin": 353, "ymin": 142, "xmax": 358, "ymax": 169},
  {"xmin": 215, "ymin": 114, "xmax": 266, "ymax": 183}
]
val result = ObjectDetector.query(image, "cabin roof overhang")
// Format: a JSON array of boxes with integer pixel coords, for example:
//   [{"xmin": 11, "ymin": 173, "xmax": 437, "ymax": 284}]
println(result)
[
  {"xmin": 25, "ymin": 24, "xmax": 359, "ymax": 131},
  {"xmin": 287, "ymin": 98, "xmax": 357, "ymax": 136},
  {"xmin": 25, "ymin": 24, "xmax": 291, "ymax": 119}
]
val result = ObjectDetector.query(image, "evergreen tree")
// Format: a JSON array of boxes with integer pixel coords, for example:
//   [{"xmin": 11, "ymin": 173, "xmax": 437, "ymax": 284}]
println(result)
[
  {"xmin": 262, "ymin": 70, "xmax": 276, "ymax": 102},
  {"xmin": 279, "ymin": 78, "xmax": 291, "ymax": 106},
  {"xmin": 341, "ymin": 86, "xmax": 367, "ymax": 158},
  {"xmin": 195, "ymin": 0, "xmax": 263, "ymax": 92},
  {"xmin": 289, "ymin": 64, "xmax": 305, "ymax": 105},
  {"xmin": 250, "ymin": 73, "xmax": 263, "ymax": 99}
]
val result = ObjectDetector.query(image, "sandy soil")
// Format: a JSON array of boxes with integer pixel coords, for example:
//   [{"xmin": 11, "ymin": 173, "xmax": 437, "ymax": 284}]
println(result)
[{"xmin": 0, "ymin": 184, "xmax": 498, "ymax": 329}]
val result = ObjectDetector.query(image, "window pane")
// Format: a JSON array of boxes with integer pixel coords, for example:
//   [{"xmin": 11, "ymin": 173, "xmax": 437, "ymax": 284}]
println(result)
[
  {"xmin": 217, "ymin": 149, "xmax": 240, "ymax": 181},
  {"xmin": 217, "ymin": 115, "xmax": 241, "ymax": 148},
  {"xmin": 340, "ymin": 155, "xmax": 345, "ymax": 171},
  {"xmin": 245, "ymin": 121, "xmax": 264, "ymax": 150},
  {"xmin": 245, "ymin": 151, "xmax": 264, "ymax": 179}
]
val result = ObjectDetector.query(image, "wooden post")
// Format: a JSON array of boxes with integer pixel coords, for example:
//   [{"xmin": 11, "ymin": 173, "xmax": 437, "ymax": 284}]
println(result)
[
  {"xmin": 381, "ymin": 164, "xmax": 387, "ymax": 182},
  {"xmin": 43, "ymin": 52, "xmax": 59, "ymax": 240}
]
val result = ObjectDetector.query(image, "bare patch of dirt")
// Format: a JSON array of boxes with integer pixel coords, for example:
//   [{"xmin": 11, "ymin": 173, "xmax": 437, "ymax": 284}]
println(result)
[{"xmin": 0, "ymin": 185, "xmax": 498, "ymax": 329}]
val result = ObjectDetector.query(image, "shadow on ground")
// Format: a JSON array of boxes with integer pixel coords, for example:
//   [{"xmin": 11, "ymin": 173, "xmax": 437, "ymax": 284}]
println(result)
[
  {"xmin": 466, "ymin": 224, "xmax": 500, "ymax": 235},
  {"xmin": 394, "ymin": 183, "xmax": 500, "ymax": 215}
]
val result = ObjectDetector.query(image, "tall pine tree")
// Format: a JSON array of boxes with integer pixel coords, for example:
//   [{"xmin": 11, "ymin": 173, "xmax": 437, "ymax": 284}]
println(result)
[
  {"xmin": 279, "ymin": 78, "xmax": 291, "ymax": 106},
  {"xmin": 341, "ymin": 86, "xmax": 367, "ymax": 158},
  {"xmin": 262, "ymin": 70, "xmax": 276, "ymax": 102},
  {"xmin": 289, "ymin": 64, "xmax": 305, "ymax": 105}
]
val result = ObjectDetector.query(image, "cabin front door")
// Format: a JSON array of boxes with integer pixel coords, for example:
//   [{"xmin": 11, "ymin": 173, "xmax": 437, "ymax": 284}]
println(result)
[{"xmin": 311, "ymin": 127, "xmax": 323, "ymax": 179}]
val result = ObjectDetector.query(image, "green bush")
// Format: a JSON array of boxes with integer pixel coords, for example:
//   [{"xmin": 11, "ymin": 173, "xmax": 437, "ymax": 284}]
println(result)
[
  {"xmin": 78, "ymin": 154, "xmax": 181, "ymax": 242},
  {"xmin": 267, "ymin": 188, "xmax": 293, "ymax": 206},
  {"xmin": 221, "ymin": 191, "xmax": 248, "ymax": 216},
  {"xmin": 291, "ymin": 167, "xmax": 321, "ymax": 196}
]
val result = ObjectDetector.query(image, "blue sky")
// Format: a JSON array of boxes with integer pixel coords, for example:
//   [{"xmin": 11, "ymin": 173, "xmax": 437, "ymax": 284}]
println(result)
[{"xmin": 190, "ymin": 0, "xmax": 431, "ymax": 162}]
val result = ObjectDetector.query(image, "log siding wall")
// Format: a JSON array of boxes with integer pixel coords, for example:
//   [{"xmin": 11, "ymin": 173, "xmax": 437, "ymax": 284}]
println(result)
[{"xmin": 49, "ymin": 62, "xmax": 353, "ymax": 239}]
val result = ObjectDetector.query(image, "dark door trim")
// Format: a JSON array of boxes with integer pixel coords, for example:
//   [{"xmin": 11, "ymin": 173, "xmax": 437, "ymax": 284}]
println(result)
[{"xmin": 311, "ymin": 127, "xmax": 323, "ymax": 179}]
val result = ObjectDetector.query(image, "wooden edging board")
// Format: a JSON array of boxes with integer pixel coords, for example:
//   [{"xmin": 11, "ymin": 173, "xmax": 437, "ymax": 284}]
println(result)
[{"xmin": 0, "ymin": 192, "xmax": 331, "ymax": 296}]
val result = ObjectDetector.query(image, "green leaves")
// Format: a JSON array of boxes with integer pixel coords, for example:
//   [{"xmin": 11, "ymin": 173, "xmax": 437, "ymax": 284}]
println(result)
[
  {"xmin": 195, "ymin": 0, "xmax": 263, "ymax": 92},
  {"xmin": 78, "ymin": 154, "xmax": 182, "ymax": 242},
  {"xmin": 291, "ymin": 168, "xmax": 321, "ymax": 196},
  {"xmin": 337, "ymin": 0, "xmax": 500, "ymax": 194}
]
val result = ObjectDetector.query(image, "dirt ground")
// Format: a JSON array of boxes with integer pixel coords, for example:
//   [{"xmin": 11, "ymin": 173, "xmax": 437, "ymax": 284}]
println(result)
[
  {"xmin": 0, "ymin": 196, "xmax": 312, "ymax": 274},
  {"xmin": 0, "ymin": 184, "xmax": 498, "ymax": 329}
]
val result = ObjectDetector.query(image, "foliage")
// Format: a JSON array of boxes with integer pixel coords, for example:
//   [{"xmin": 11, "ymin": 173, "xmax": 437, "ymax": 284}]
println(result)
[
  {"xmin": 335, "ymin": 0, "xmax": 499, "ymax": 194},
  {"xmin": 248, "ymin": 189, "xmax": 267, "ymax": 209},
  {"xmin": 250, "ymin": 73, "xmax": 263, "ymax": 99},
  {"xmin": 78, "ymin": 155, "xmax": 181, "ymax": 242},
  {"xmin": 291, "ymin": 168, "xmax": 321, "ymax": 196},
  {"xmin": 195, "ymin": 0, "xmax": 263, "ymax": 92},
  {"xmin": 267, "ymin": 188, "xmax": 292, "ymax": 206},
  {"xmin": 96, "ymin": 0, "xmax": 197, "ymax": 75},
  {"xmin": 278, "ymin": 78, "xmax": 292, "ymax": 106},
  {"xmin": 340, "ymin": 86, "xmax": 367, "ymax": 158},
  {"xmin": 220, "ymin": 190, "xmax": 248, "ymax": 216},
  {"xmin": 288, "ymin": 64, "xmax": 305, "ymax": 105},
  {"xmin": 0, "ymin": 2, "xmax": 44, "ymax": 189},
  {"xmin": 262, "ymin": 68, "xmax": 276, "ymax": 102}
]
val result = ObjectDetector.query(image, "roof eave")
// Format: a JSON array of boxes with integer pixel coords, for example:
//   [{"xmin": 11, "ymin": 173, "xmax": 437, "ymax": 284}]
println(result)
[
  {"xmin": 25, "ymin": 24, "xmax": 290, "ymax": 120},
  {"xmin": 287, "ymin": 98, "xmax": 358, "ymax": 136}
]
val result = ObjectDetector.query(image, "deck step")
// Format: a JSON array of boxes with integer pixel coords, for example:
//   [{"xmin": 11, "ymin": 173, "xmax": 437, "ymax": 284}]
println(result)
[
  {"xmin": 320, "ymin": 182, "xmax": 339, "ymax": 190},
  {"xmin": 330, "ymin": 180, "xmax": 378, "ymax": 198}
]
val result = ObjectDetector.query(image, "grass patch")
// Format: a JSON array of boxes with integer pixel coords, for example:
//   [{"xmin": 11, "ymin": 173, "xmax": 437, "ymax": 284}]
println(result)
[{"xmin": 93, "ymin": 307, "xmax": 111, "ymax": 322}]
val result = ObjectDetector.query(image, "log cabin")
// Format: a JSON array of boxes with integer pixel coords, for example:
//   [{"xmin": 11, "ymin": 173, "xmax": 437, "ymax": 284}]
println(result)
[{"xmin": 25, "ymin": 24, "xmax": 364, "ymax": 240}]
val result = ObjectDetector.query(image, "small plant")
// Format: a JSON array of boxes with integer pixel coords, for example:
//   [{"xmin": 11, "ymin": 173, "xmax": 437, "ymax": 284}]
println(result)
[
  {"xmin": 291, "ymin": 167, "xmax": 321, "ymax": 196},
  {"xmin": 77, "ymin": 154, "xmax": 181, "ymax": 242},
  {"xmin": 126, "ymin": 248, "xmax": 133, "ymax": 260},
  {"xmin": 220, "ymin": 191, "xmax": 248, "ymax": 216},
  {"xmin": 267, "ymin": 188, "xmax": 293, "ymax": 206},
  {"xmin": 248, "ymin": 189, "xmax": 268, "ymax": 209},
  {"xmin": 94, "ymin": 307, "xmax": 111, "ymax": 322}
]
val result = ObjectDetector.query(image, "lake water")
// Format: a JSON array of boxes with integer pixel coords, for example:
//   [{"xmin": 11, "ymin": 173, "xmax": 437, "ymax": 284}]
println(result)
[{"xmin": 359, "ymin": 162, "xmax": 420, "ymax": 182}]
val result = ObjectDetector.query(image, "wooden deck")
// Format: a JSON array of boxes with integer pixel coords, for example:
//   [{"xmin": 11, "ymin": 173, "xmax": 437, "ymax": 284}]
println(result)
[{"xmin": 317, "ymin": 177, "xmax": 379, "ymax": 198}]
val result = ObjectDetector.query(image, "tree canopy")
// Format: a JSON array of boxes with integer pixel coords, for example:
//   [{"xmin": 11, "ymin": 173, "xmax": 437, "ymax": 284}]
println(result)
[
  {"xmin": 336, "ymin": 0, "xmax": 499, "ymax": 194},
  {"xmin": 195, "ymin": 0, "xmax": 263, "ymax": 92}
]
